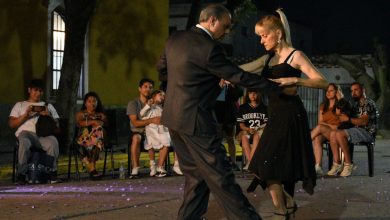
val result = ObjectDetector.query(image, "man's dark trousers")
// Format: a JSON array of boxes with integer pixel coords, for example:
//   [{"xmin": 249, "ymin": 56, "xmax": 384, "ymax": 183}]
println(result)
[{"xmin": 170, "ymin": 129, "xmax": 261, "ymax": 220}]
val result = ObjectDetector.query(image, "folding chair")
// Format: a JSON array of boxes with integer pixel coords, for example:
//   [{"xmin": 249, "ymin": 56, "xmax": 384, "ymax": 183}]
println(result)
[
  {"xmin": 12, "ymin": 140, "xmax": 18, "ymax": 182},
  {"xmin": 127, "ymin": 130, "xmax": 173, "ymax": 176},
  {"xmin": 67, "ymin": 125, "xmax": 115, "ymax": 180},
  {"xmin": 325, "ymin": 140, "xmax": 375, "ymax": 177},
  {"xmin": 104, "ymin": 108, "xmax": 130, "ymax": 178}
]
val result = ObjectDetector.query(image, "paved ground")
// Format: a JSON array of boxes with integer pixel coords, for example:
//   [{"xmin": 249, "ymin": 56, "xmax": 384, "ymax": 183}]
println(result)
[{"xmin": 0, "ymin": 139, "xmax": 390, "ymax": 220}]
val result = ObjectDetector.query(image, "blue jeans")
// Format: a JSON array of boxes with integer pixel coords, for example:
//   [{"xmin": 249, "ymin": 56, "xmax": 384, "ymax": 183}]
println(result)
[{"xmin": 17, "ymin": 131, "xmax": 59, "ymax": 175}]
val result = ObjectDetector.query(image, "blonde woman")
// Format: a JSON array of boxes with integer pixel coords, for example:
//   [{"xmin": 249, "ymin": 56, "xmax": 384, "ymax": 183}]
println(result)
[{"xmin": 241, "ymin": 9, "xmax": 328, "ymax": 219}]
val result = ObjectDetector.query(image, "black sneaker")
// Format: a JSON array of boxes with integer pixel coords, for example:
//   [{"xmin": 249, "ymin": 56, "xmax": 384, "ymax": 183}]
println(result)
[
  {"xmin": 15, "ymin": 174, "xmax": 27, "ymax": 185},
  {"xmin": 231, "ymin": 163, "xmax": 241, "ymax": 171}
]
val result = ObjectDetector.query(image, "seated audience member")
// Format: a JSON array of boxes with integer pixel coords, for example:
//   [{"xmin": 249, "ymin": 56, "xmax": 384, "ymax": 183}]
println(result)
[
  {"xmin": 127, "ymin": 78, "xmax": 160, "ymax": 178},
  {"xmin": 215, "ymin": 79, "xmax": 243, "ymax": 171},
  {"xmin": 140, "ymin": 90, "xmax": 170, "ymax": 177},
  {"xmin": 328, "ymin": 82, "xmax": 379, "ymax": 177},
  {"xmin": 9, "ymin": 79, "xmax": 60, "ymax": 184},
  {"xmin": 311, "ymin": 83, "xmax": 343, "ymax": 175},
  {"xmin": 236, "ymin": 88, "xmax": 268, "ymax": 171},
  {"xmin": 76, "ymin": 92, "xmax": 107, "ymax": 179}
]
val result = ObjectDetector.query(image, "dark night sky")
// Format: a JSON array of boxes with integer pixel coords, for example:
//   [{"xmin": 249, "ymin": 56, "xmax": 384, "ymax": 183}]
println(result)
[{"xmin": 253, "ymin": 0, "xmax": 389, "ymax": 55}]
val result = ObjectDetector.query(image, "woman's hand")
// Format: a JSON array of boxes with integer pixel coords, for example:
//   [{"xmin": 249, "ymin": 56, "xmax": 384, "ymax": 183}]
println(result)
[
  {"xmin": 269, "ymin": 77, "xmax": 298, "ymax": 86},
  {"xmin": 91, "ymin": 120, "xmax": 104, "ymax": 127},
  {"xmin": 338, "ymin": 114, "xmax": 349, "ymax": 122},
  {"xmin": 336, "ymin": 85, "xmax": 344, "ymax": 99},
  {"xmin": 96, "ymin": 112, "xmax": 106, "ymax": 121},
  {"xmin": 248, "ymin": 128, "xmax": 256, "ymax": 134}
]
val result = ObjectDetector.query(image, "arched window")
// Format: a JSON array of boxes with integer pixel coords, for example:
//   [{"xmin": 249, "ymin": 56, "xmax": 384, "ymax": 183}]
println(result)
[{"xmin": 49, "ymin": 11, "xmax": 87, "ymax": 99}]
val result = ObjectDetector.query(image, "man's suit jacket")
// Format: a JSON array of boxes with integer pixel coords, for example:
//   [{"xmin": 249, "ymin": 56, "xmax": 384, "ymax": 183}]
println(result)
[{"xmin": 157, "ymin": 26, "xmax": 277, "ymax": 136}]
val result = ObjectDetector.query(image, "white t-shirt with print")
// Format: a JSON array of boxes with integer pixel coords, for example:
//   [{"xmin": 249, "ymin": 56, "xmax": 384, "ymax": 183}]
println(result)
[{"xmin": 9, "ymin": 101, "xmax": 60, "ymax": 137}]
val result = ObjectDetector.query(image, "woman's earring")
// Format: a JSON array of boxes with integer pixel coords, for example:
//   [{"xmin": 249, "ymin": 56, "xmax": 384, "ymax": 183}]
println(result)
[{"xmin": 277, "ymin": 38, "xmax": 281, "ymax": 44}]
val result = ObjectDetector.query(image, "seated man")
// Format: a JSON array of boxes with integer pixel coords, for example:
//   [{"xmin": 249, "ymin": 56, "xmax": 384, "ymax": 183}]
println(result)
[
  {"xmin": 328, "ymin": 82, "xmax": 379, "ymax": 177},
  {"xmin": 127, "ymin": 78, "xmax": 161, "ymax": 178},
  {"xmin": 9, "ymin": 79, "xmax": 60, "ymax": 184}
]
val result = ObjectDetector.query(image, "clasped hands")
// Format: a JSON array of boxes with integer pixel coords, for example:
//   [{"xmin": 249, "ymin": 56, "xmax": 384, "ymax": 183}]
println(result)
[{"xmin": 269, "ymin": 77, "xmax": 298, "ymax": 86}]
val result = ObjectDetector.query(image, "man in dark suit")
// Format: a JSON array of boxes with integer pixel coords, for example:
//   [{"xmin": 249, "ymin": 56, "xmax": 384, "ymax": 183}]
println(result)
[{"xmin": 157, "ymin": 4, "xmax": 275, "ymax": 220}]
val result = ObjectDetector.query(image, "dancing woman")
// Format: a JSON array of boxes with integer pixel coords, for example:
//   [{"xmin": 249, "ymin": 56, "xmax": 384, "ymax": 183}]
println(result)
[{"xmin": 240, "ymin": 9, "xmax": 328, "ymax": 219}]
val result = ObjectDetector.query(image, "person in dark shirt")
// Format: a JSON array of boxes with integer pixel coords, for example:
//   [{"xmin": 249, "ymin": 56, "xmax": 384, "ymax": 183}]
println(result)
[
  {"xmin": 236, "ymin": 88, "xmax": 267, "ymax": 171},
  {"xmin": 215, "ymin": 79, "xmax": 243, "ymax": 171}
]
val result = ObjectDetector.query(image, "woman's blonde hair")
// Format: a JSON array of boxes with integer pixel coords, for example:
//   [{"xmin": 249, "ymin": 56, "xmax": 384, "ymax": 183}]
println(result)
[{"xmin": 255, "ymin": 9, "xmax": 292, "ymax": 46}]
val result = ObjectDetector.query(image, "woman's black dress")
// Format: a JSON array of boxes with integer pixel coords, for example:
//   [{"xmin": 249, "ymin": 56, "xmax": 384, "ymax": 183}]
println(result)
[{"xmin": 248, "ymin": 50, "xmax": 316, "ymax": 194}]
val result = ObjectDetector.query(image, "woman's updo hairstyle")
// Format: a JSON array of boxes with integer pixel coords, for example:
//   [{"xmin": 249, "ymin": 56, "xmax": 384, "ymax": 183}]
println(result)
[{"xmin": 255, "ymin": 8, "xmax": 292, "ymax": 47}]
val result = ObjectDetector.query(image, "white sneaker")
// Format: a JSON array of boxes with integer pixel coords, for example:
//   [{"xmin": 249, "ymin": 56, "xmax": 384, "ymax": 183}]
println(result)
[
  {"xmin": 173, "ymin": 163, "xmax": 183, "ymax": 175},
  {"xmin": 340, "ymin": 163, "xmax": 353, "ymax": 177},
  {"xmin": 156, "ymin": 166, "xmax": 167, "ymax": 177},
  {"xmin": 131, "ymin": 166, "xmax": 140, "ymax": 176},
  {"xmin": 327, "ymin": 163, "xmax": 343, "ymax": 176},
  {"xmin": 315, "ymin": 164, "xmax": 324, "ymax": 176},
  {"xmin": 150, "ymin": 161, "xmax": 157, "ymax": 177}
]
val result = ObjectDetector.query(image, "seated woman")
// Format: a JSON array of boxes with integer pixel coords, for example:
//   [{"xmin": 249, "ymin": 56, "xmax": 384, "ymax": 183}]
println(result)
[
  {"xmin": 311, "ymin": 83, "xmax": 343, "ymax": 175},
  {"xmin": 236, "ymin": 88, "xmax": 268, "ymax": 171},
  {"xmin": 76, "ymin": 92, "xmax": 107, "ymax": 179}
]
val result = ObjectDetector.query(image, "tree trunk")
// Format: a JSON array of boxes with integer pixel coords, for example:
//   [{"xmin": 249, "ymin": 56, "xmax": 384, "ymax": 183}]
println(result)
[
  {"xmin": 55, "ymin": 0, "xmax": 96, "ymax": 152},
  {"xmin": 326, "ymin": 53, "xmax": 377, "ymax": 99},
  {"xmin": 370, "ymin": 40, "xmax": 390, "ymax": 129},
  {"xmin": 325, "ymin": 42, "xmax": 390, "ymax": 130}
]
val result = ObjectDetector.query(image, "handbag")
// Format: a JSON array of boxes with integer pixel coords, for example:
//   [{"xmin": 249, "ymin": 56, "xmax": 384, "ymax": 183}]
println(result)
[{"xmin": 35, "ymin": 103, "xmax": 58, "ymax": 137}]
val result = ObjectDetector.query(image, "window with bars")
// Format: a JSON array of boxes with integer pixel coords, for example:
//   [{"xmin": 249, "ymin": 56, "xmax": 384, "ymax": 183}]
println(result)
[
  {"xmin": 52, "ymin": 11, "xmax": 65, "ymax": 91},
  {"xmin": 50, "ymin": 11, "xmax": 86, "ymax": 99}
]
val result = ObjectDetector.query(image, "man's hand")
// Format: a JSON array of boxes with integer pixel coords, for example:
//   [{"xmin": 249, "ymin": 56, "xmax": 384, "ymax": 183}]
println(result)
[
  {"xmin": 219, "ymin": 79, "xmax": 226, "ymax": 88},
  {"xmin": 219, "ymin": 79, "xmax": 232, "ymax": 88},
  {"xmin": 270, "ymin": 77, "xmax": 298, "ymax": 86},
  {"xmin": 338, "ymin": 114, "xmax": 349, "ymax": 122},
  {"xmin": 39, "ymin": 106, "xmax": 50, "ymax": 116},
  {"xmin": 151, "ymin": 116, "xmax": 161, "ymax": 125}
]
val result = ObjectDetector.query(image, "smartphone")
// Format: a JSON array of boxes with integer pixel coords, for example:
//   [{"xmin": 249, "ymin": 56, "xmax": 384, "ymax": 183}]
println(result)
[{"xmin": 31, "ymin": 105, "xmax": 45, "ymax": 112}]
